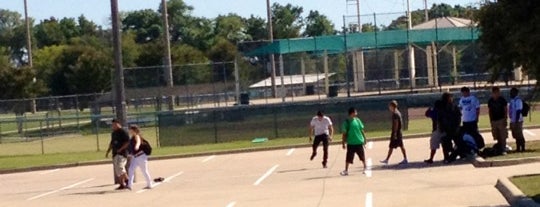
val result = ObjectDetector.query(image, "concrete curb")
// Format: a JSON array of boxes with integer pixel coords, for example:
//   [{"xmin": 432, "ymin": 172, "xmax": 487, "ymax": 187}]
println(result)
[
  {"xmin": 496, "ymin": 176, "xmax": 540, "ymax": 207},
  {"xmin": 1, "ymin": 125, "xmax": 539, "ymax": 175},
  {"xmin": 473, "ymin": 156, "xmax": 540, "ymax": 168}
]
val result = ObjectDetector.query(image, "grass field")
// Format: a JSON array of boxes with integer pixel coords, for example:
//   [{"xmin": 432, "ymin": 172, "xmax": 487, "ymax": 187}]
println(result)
[
  {"xmin": 0, "ymin": 110, "xmax": 539, "ymax": 171},
  {"xmin": 510, "ymin": 175, "xmax": 540, "ymax": 203}
]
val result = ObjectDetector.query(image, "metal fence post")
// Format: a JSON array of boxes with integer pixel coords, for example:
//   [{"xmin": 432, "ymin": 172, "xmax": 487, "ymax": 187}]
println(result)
[
  {"xmin": 40, "ymin": 120, "xmax": 44, "ymax": 155},
  {"xmin": 95, "ymin": 114, "xmax": 100, "ymax": 152}
]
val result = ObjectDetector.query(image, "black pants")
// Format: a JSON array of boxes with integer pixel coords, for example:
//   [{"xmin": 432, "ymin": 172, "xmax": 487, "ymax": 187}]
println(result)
[
  {"xmin": 463, "ymin": 121, "xmax": 485, "ymax": 149},
  {"xmin": 510, "ymin": 122, "xmax": 526, "ymax": 151},
  {"xmin": 312, "ymin": 134, "xmax": 329, "ymax": 164}
]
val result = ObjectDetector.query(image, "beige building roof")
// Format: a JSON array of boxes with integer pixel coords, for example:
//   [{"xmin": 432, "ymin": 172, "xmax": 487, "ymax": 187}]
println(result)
[{"xmin": 413, "ymin": 17, "xmax": 475, "ymax": 30}]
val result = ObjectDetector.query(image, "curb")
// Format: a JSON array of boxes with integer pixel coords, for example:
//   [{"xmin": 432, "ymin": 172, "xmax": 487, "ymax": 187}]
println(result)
[
  {"xmin": 473, "ymin": 156, "xmax": 540, "ymax": 168},
  {"xmin": 1, "ymin": 125, "xmax": 539, "ymax": 175},
  {"xmin": 496, "ymin": 176, "xmax": 540, "ymax": 207}
]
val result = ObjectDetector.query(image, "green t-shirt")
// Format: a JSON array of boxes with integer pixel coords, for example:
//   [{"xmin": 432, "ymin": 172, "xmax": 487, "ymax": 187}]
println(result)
[{"xmin": 341, "ymin": 117, "xmax": 365, "ymax": 145}]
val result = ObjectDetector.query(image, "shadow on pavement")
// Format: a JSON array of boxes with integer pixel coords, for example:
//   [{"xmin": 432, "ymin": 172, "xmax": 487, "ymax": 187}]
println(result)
[
  {"xmin": 371, "ymin": 159, "xmax": 471, "ymax": 171},
  {"xmin": 68, "ymin": 190, "xmax": 124, "ymax": 196}
]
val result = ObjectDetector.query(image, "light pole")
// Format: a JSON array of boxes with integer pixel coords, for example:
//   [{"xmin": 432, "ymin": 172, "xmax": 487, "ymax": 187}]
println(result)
[
  {"xmin": 24, "ymin": 0, "xmax": 37, "ymax": 114},
  {"xmin": 266, "ymin": 0, "xmax": 277, "ymax": 98},
  {"xmin": 110, "ymin": 0, "xmax": 127, "ymax": 125},
  {"xmin": 161, "ymin": 0, "xmax": 175, "ymax": 111},
  {"xmin": 407, "ymin": 0, "xmax": 416, "ymax": 89}
]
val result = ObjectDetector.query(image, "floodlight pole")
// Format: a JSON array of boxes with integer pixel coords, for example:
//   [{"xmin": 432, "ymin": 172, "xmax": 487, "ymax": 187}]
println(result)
[
  {"xmin": 407, "ymin": 0, "xmax": 416, "ymax": 89},
  {"xmin": 161, "ymin": 0, "xmax": 175, "ymax": 111},
  {"xmin": 266, "ymin": 0, "xmax": 278, "ymax": 98},
  {"xmin": 110, "ymin": 0, "xmax": 127, "ymax": 125}
]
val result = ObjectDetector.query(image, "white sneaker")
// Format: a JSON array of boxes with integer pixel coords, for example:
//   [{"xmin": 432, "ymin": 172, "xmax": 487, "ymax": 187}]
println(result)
[{"xmin": 340, "ymin": 170, "xmax": 349, "ymax": 176}]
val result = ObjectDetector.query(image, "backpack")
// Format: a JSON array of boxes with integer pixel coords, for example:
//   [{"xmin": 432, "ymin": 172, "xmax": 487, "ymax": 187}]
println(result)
[
  {"xmin": 522, "ymin": 101, "xmax": 530, "ymax": 117},
  {"xmin": 140, "ymin": 138, "xmax": 152, "ymax": 155}
]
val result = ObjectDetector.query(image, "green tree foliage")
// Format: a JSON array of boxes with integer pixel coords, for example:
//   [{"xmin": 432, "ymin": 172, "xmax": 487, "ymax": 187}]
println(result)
[
  {"xmin": 122, "ymin": 9, "xmax": 162, "ymax": 43},
  {"xmin": 477, "ymin": 0, "xmax": 540, "ymax": 82},
  {"xmin": 304, "ymin": 10, "xmax": 335, "ymax": 37},
  {"xmin": 271, "ymin": 3, "xmax": 304, "ymax": 39},
  {"xmin": 159, "ymin": 0, "xmax": 194, "ymax": 43},
  {"xmin": 245, "ymin": 15, "xmax": 267, "ymax": 41},
  {"xmin": 171, "ymin": 44, "xmax": 210, "ymax": 84},
  {"xmin": 214, "ymin": 14, "xmax": 249, "ymax": 43},
  {"xmin": 386, "ymin": 3, "xmax": 477, "ymax": 30},
  {"xmin": 0, "ymin": 9, "xmax": 29, "ymax": 65}
]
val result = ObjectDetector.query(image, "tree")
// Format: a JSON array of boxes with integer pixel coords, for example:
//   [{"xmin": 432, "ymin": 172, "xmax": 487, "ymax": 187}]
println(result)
[
  {"xmin": 361, "ymin": 23, "xmax": 379, "ymax": 32},
  {"xmin": 0, "ymin": 9, "xmax": 29, "ymax": 66},
  {"xmin": 214, "ymin": 14, "xmax": 249, "ymax": 43},
  {"xmin": 477, "ymin": 0, "xmax": 540, "ymax": 83},
  {"xmin": 34, "ymin": 17, "xmax": 66, "ymax": 47},
  {"xmin": 58, "ymin": 17, "xmax": 80, "ymax": 40},
  {"xmin": 122, "ymin": 9, "xmax": 162, "ymax": 43},
  {"xmin": 271, "ymin": 3, "xmax": 304, "ymax": 39},
  {"xmin": 304, "ymin": 10, "xmax": 335, "ymax": 37},
  {"xmin": 245, "ymin": 15, "xmax": 267, "ymax": 41},
  {"xmin": 171, "ymin": 44, "xmax": 210, "ymax": 84},
  {"xmin": 78, "ymin": 15, "xmax": 98, "ymax": 36}
]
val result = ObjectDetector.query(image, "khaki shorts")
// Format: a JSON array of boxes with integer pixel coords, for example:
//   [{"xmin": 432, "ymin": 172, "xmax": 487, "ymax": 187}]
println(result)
[
  {"xmin": 430, "ymin": 130, "xmax": 445, "ymax": 150},
  {"xmin": 113, "ymin": 155, "xmax": 127, "ymax": 176}
]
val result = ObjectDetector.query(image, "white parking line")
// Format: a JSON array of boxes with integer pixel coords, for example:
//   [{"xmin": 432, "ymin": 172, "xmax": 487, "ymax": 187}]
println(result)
[
  {"xmin": 365, "ymin": 158, "xmax": 373, "ymax": 178},
  {"xmin": 226, "ymin": 201, "xmax": 237, "ymax": 207},
  {"xmin": 524, "ymin": 130, "xmax": 536, "ymax": 136},
  {"xmin": 137, "ymin": 171, "xmax": 184, "ymax": 193},
  {"xmin": 286, "ymin": 148, "xmax": 295, "ymax": 156},
  {"xmin": 202, "ymin": 155, "xmax": 216, "ymax": 163},
  {"xmin": 27, "ymin": 178, "xmax": 94, "ymax": 200},
  {"xmin": 39, "ymin": 169, "xmax": 60, "ymax": 175},
  {"xmin": 254, "ymin": 165, "xmax": 279, "ymax": 186},
  {"xmin": 365, "ymin": 192, "xmax": 373, "ymax": 207},
  {"xmin": 367, "ymin": 141, "xmax": 373, "ymax": 150}
]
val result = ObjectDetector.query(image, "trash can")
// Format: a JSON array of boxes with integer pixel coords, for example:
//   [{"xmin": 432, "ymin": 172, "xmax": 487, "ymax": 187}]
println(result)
[
  {"xmin": 305, "ymin": 85, "xmax": 315, "ymax": 95},
  {"xmin": 328, "ymin": 85, "xmax": 339, "ymax": 98},
  {"xmin": 240, "ymin": 93, "xmax": 250, "ymax": 105}
]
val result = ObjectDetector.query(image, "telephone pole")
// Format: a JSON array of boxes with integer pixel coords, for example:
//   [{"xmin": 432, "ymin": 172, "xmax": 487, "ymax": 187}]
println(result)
[
  {"xmin": 110, "ymin": 0, "xmax": 127, "ymax": 125},
  {"xmin": 266, "ymin": 0, "xmax": 277, "ymax": 98},
  {"xmin": 161, "ymin": 0, "xmax": 175, "ymax": 111}
]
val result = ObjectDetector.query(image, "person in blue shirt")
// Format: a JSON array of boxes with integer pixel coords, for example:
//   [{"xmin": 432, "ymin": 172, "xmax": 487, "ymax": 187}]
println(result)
[{"xmin": 509, "ymin": 88, "xmax": 526, "ymax": 152}]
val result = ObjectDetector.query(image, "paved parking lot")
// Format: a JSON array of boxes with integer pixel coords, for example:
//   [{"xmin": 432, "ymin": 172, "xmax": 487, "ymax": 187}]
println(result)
[{"xmin": 1, "ymin": 129, "xmax": 539, "ymax": 207}]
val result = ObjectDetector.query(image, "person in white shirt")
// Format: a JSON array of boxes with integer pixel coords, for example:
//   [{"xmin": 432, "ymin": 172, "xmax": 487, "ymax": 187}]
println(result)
[
  {"xmin": 309, "ymin": 111, "xmax": 334, "ymax": 168},
  {"xmin": 509, "ymin": 87, "xmax": 526, "ymax": 152},
  {"xmin": 459, "ymin": 87, "xmax": 485, "ymax": 149}
]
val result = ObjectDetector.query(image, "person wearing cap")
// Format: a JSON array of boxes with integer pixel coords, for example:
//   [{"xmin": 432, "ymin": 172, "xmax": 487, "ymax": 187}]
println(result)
[
  {"xmin": 105, "ymin": 119, "xmax": 131, "ymax": 190},
  {"xmin": 309, "ymin": 111, "xmax": 334, "ymax": 168}
]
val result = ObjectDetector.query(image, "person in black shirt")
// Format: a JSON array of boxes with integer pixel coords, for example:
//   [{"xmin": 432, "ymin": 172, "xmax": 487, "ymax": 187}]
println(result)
[
  {"xmin": 438, "ymin": 93, "xmax": 462, "ymax": 163},
  {"xmin": 488, "ymin": 87, "xmax": 508, "ymax": 155},
  {"xmin": 380, "ymin": 100, "xmax": 408, "ymax": 165},
  {"xmin": 106, "ymin": 119, "xmax": 130, "ymax": 190}
]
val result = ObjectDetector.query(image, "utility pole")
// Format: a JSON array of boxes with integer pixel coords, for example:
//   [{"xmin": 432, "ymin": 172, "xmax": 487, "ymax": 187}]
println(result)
[
  {"xmin": 266, "ymin": 0, "xmax": 277, "ymax": 98},
  {"xmin": 110, "ymin": 0, "xmax": 127, "ymax": 125},
  {"xmin": 161, "ymin": 0, "xmax": 175, "ymax": 111},
  {"xmin": 424, "ymin": 0, "xmax": 429, "ymax": 22},
  {"xmin": 407, "ymin": 0, "xmax": 416, "ymax": 89},
  {"xmin": 24, "ymin": 0, "xmax": 36, "ymax": 114}
]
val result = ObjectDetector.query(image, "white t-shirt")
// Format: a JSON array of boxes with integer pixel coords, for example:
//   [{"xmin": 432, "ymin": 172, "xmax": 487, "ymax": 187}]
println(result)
[
  {"xmin": 310, "ymin": 116, "xmax": 333, "ymax": 136},
  {"xmin": 459, "ymin": 95, "xmax": 480, "ymax": 122},
  {"xmin": 509, "ymin": 97, "xmax": 523, "ymax": 123}
]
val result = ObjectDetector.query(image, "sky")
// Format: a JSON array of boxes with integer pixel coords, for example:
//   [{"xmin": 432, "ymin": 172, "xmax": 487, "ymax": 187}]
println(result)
[{"xmin": 2, "ymin": 0, "xmax": 480, "ymax": 29}]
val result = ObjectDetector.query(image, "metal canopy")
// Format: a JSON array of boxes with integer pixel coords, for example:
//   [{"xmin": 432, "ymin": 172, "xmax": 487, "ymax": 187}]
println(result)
[{"xmin": 245, "ymin": 27, "xmax": 479, "ymax": 56}]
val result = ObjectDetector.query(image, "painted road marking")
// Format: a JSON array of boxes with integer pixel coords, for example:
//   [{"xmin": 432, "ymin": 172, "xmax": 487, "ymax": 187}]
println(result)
[
  {"xmin": 524, "ymin": 130, "xmax": 536, "ymax": 136},
  {"xmin": 286, "ymin": 148, "xmax": 295, "ymax": 156},
  {"xmin": 137, "ymin": 171, "xmax": 184, "ymax": 193},
  {"xmin": 365, "ymin": 192, "xmax": 373, "ymax": 207},
  {"xmin": 365, "ymin": 158, "xmax": 373, "ymax": 178},
  {"xmin": 367, "ymin": 141, "xmax": 373, "ymax": 149},
  {"xmin": 254, "ymin": 165, "xmax": 279, "ymax": 186},
  {"xmin": 28, "ymin": 178, "xmax": 94, "ymax": 200},
  {"xmin": 226, "ymin": 201, "xmax": 237, "ymax": 207},
  {"xmin": 202, "ymin": 155, "xmax": 216, "ymax": 163},
  {"xmin": 39, "ymin": 169, "xmax": 60, "ymax": 175}
]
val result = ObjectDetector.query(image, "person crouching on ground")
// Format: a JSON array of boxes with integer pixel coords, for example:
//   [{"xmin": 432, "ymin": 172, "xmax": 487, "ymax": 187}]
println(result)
[
  {"xmin": 340, "ymin": 107, "xmax": 367, "ymax": 176},
  {"xmin": 127, "ymin": 125, "xmax": 153, "ymax": 190},
  {"xmin": 381, "ymin": 100, "xmax": 408, "ymax": 165},
  {"xmin": 309, "ymin": 111, "xmax": 334, "ymax": 168}
]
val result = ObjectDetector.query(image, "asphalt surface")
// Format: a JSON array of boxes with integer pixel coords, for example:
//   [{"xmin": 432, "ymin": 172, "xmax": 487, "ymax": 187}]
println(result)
[{"xmin": 1, "ymin": 129, "xmax": 539, "ymax": 207}]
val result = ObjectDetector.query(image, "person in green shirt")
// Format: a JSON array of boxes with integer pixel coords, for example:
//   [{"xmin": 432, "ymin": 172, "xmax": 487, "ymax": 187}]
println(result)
[{"xmin": 340, "ymin": 107, "xmax": 367, "ymax": 176}]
